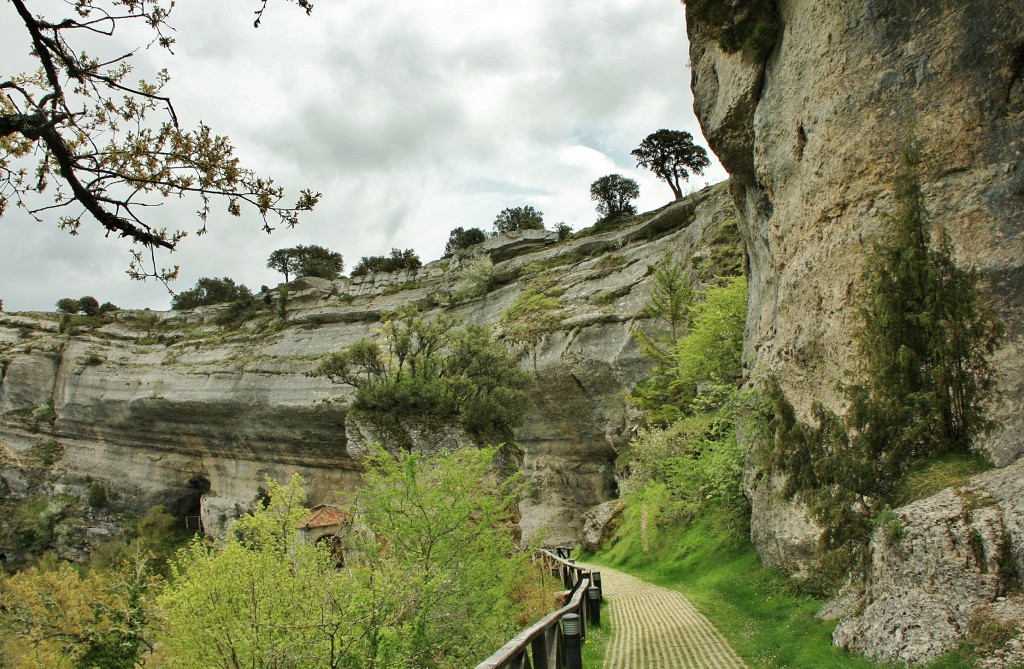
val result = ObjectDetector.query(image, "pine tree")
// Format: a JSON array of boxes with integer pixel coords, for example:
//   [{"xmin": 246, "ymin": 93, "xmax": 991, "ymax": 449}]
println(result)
[{"xmin": 848, "ymin": 146, "xmax": 1003, "ymax": 478}]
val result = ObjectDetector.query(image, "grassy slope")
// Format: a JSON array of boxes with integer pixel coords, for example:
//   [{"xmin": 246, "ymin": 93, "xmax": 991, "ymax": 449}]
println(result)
[{"xmin": 583, "ymin": 498, "xmax": 974, "ymax": 669}]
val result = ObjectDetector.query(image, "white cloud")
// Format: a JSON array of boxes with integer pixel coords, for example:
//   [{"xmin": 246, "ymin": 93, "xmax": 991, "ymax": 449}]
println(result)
[{"xmin": 0, "ymin": 0, "xmax": 725, "ymax": 312}]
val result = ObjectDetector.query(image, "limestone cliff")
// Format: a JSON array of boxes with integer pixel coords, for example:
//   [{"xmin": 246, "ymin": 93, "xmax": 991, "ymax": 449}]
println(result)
[
  {"xmin": 0, "ymin": 184, "xmax": 738, "ymax": 560},
  {"xmin": 686, "ymin": 0, "xmax": 1024, "ymax": 661},
  {"xmin": 688, "ymin": 0, "xmax": 1024, "ymax": 564}
]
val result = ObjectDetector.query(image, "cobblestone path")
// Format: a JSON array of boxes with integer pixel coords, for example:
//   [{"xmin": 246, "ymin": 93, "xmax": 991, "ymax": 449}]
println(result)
[{"xmin": 591, "ymin": 565, "xmax": 748, "ymax": 669}]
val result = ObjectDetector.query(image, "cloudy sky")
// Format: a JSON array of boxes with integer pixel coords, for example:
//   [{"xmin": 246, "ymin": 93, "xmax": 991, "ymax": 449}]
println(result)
[{"xmin": 0, "ymin": 0, "xmax": 725, "ymax": 312}]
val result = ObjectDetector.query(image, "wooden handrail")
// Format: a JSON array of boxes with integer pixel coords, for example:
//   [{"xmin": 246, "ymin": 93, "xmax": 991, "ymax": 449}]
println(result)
[{"xmin": 476, "ymin": 550, "xmax": 599, "ymax": 669}]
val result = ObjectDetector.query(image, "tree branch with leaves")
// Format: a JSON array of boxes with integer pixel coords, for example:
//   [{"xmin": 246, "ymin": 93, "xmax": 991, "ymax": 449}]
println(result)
[{"xmin": 0, "ymin": 0, "xmax": 320, "ymax": 285}]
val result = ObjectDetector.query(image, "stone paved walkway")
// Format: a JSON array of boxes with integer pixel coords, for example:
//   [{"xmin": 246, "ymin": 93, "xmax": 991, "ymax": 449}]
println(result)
[{"xmin": 588, "ymin": 565, "xmax": 748, "ymax": 669}]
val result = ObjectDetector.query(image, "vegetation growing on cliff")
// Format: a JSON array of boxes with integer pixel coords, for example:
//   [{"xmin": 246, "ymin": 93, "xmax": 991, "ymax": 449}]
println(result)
[
  {"xmin": 686, "ymin": 0, "xmax": 781, "ymax": 63},
  {"xmin": 1, "ymin": 453, "xmax": 547, "ymax": 668},
  {"xmin": 757, "ymin": 148, "xmax": 1004, "ymax": 575},
  {"xmin": 311, "ymin": 305, "xmax": 531, "ymax": 442}
]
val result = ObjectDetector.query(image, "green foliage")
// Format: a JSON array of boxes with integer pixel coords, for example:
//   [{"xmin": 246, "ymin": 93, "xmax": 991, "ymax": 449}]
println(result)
[
  {"xmin": 499, "ymin": 285, "xmax": 565, "ymax": 351},
  {"xmin": 351, "ymin": 247, "xmax": 423, "ymax": 276},
  {"xmin": 382, "ymin": 280, "xmax": 420, "ymax": 295},
  {"xmin": 493, "ymin": 205, "xmax": 544, "ymax": 234},
  {"xmin": 55, "ymin": 296, "xmax": 113, "ymax": 316},
  {"xmin": 311, "ymin": 305, "xmax": 531, "ymax": 441},
  {"xmin": 77, "ymin": 296, "xmax": 100, "ymax": 316},
  {"xmin": 553, "ymin": 222, "xmax": 573, "ymax": 240},
  {"xmin": 694, "ymin": 217, "xmax": 745, "ymax": 281},
  {"xmin": 848, "ymin": 147, "xmax": 1003, "ymax": 461},
  {"xmin": 444, "ymin": 226, "xmax": 487, "ymax": 256},
  {"xmin": 593, "ymin": 252, "xmax": 626, "ymax": 270},
  {"xmin": 159, "ymin": 457, "xmax": 530, "ymax": 669},
  {"xmin": 87, "ymin": 483, "xmax": 108, "ymax": 509},
  {"xmin": 630, "ymin": 276, "xmax": 746, "ymax": 424},
  {"xmin": 623, "ymin": 412, "xmax": 746, "ymax": 526},
  {"xmin": 5, "ymin": 494, "xmax": 77, "ymax": 553},
  {"xmin": 170, "ymin": 276, "xmax": 253, "ymax": 311},
  {"xmin": 0, "ymin": 555, "xmax": 161, "ymax": 669},
  {"xmin": 590, "ymin": 174, "xmax": 639, "ymax": 220},
  {"xmin": 756, "ymin": 148, "xmax": 1005, "ymax": 575},
  {"xmin": 356, "ymin": 447, "xmax": 528, "ymax": 667},
  {"xmin": 686, "ymin": 0, "xmax": 781, "ymax": 63},
  {"xmin": 632, "ymin": 129, "xmax": 711, "ymax": 200},
  {"xmin": 29, "ymin": 439, "xmax": 62, "ymax": 466},
  {"xmin": 632, "ymin": 254, "xmax": 694, "ymax": 365},
  {"xmin": 450, "ymin": 254, "xmax": 494, "ymax": 301},
  {"xmin": 894, "ymin": 452, "xmax": 993, "ymax": 507},
  {"xmin": 266, "ymin": 244, "xmax": 345, "ymax": 283}
]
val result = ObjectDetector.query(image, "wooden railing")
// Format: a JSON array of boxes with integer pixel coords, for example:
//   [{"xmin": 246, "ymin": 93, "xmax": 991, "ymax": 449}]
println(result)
[{"xmin": 476, "ymin": 549, "xmax": 602, "ymax": 669}]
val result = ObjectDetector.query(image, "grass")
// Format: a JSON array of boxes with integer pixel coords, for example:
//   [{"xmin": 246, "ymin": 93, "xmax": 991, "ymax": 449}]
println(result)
[
  {"xmin": 581, "ymin": 610, "xmax": 612, "ymax": 668},
  {"xmin": 584, "ymin": 497, "xmax": 974, "ymax": 668},
  {"xmin": 893, "ymin": 452, "xmax": 993, "ymax": 507}
]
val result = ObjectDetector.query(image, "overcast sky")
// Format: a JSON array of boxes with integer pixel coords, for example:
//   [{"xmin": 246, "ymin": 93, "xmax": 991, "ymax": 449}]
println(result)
[{"xmin": 0, "ymin": 0, "xmax": 725, "ymax": 312}]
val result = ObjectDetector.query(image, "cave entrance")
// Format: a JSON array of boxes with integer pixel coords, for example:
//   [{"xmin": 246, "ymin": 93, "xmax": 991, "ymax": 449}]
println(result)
[{"xmin": 178, "ymin": 474, "xmax": 210, "ymax": 533}]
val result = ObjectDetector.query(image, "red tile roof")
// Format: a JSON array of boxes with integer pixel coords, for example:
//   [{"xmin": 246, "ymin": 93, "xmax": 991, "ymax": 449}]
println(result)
[{"xmin": 299, "ymin": 504, "xmax": 346, "ymax": 529}]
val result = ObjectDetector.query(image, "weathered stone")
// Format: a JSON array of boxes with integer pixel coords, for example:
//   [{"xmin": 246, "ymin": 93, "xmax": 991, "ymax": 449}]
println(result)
[
  {"xmin": 686, "ymin": 0, "xmax": 1024, "ymax": 569},
  {"xmin": 833, "ymin": 460, "xmax": 1024, "ymax": 664},
  {"xmin": 581, "ymin": 500, "xmax": 620, "ymax": 552},
  {"xmin": 0, "ymin": 185, "xmax": 741, "ymax": 557}
]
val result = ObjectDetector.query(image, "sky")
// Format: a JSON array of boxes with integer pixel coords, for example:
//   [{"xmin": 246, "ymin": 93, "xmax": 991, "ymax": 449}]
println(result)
[{"xmin": 0, "ymin": 0, "xmax": 726, "ymax": 312}]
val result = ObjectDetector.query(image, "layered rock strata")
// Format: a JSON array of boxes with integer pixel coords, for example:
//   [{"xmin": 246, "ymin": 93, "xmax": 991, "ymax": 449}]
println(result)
[{"xmin": 0, "ymin": 184, "xmax": 739, "ymax": 557}]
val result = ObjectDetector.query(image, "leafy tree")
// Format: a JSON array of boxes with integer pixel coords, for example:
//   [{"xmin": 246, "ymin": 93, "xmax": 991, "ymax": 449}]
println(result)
[
  {"xmin": 158, "ymin": 474, "xmax": 404, "ymax": 669},
  {"xmin": 55, "ymin": 297, "xmax": 80, "ymax": 314},
  {"xmin": 633, "ymin": 255, "xmax": 694, "ymax": 364},
  {"xmin": 356, "ymin": 447, "xmax": 528, "ymax": 667},
  {"xmin": 267, "ymin": 244, "xmax": 345, "ymax": 283},
  {"xmin": 295, "ymin": 244, "xmax": 344, "ymax": 280},
  {"xmin": 493, "ymin": 205, "xmax": 544, "ymax": 235},
  {"xmin": 159, "ymin": 461, "xmax": 531, "ymax": 669},
  {"xmin": 632, "ymin": 129, "xmax": 711, "ymax": 201},
  {"xmin": 266, "ymin": 247, "xmax": 301, "ymax": 284},
  {"xmin": 553, "ymin": 222, "xmax": 572, "ymax": 241},
  {"xmin": 590, "ymin": 174, "xmax": 639, "ymax": 220},
  {"xmin": 170, "ymin": 277, "xmax": 253, "ymax": 311},
  {"xmin": 0, "ymin": 0, "xmax": 319, "ymax": 283},
  {"xmin": 311, "ymin": 305, "xmax": 531, "ymax": 440},
  {"xmin": 350, "ymin": 248, "xmax": 422, "ymax": 276},
  {"xmin": 0, "ymin": 555, "xmax": 161, "ymax": 669},
  {"xmin": 630, "ymin": 276, "xmax": 747, "ymax": 425},
  {"xmin": 444, "ymin": 226, "xmax": 488, "ymax": 256},
  {"xmin": 77, "ymin": 295, "xmax": 100, "ymax": 316}
]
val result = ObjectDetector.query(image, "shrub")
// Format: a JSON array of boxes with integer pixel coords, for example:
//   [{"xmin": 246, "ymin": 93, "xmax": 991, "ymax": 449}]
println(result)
[
  {"xmin": 87, "ymin": 482, "xmax": 108, "ymax": 509},
  {"xmin": 493, "ymin": 205, "xmax": 544, "ymax": 234},
  {"xmin": 756, "ymin": 147, "xmax": 1005, "ymax": 576},
  {"xmin": 172, "ymin": 277, "xmax": 253, "ymax": 310},
  {"xmin": 311, "ymin": 305, "xmax": 531, "ymax": 442},
  {"xmin": 351, "ymin": 248, "xmax": 422, "ymax": 276}
]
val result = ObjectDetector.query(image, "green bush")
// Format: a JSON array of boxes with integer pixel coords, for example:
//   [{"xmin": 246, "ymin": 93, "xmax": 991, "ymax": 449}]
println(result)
[{"xmin": 311, "ymin": 305, "xmax": 531, "ymax": 442}]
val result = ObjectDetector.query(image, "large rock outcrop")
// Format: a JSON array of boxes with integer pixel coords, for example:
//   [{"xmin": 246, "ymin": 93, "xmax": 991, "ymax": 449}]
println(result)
[
  {"xmin": 0, "ymin": 184, "xmax": 740, "ymax": 558},
  {"xmin": 834, "ymin": 460, "xmax": 1024, "ymax": 666},
  {"xmin": 687, "ymin": 0, "xmax": 1024, "ymax": 570}
]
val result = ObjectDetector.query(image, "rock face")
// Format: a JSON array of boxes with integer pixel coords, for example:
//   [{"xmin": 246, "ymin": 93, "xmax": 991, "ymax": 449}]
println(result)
[
  {"xmin": 686, "ymin": 0, "xmax": 1024, "ymax": 571},
  {"xmin": 834, "ymin": 460, "xmax": 1024, "ymax": 665},
  {"xmin": 0, "ymin": 184, "xmax": 740, "ymax": 558}
]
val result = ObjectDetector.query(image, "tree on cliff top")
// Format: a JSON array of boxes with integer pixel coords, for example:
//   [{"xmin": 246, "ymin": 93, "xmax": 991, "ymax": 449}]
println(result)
[
  {"xmin": 492, "ymin": 205, "xmax": 544, "ymax": 235},
  {"xmin": 267, "ymin": 244, "xmax": 344, "ymax": 283},
  {"xmin": 590, "ymin": 174, "xmax": 639, "ymax": 220},
  {"xmin": 0, "ymin": 0, "xmax": 319, "ymax": 284},
  {"xmin": 632, "ymin": 129, "xmax": 710, "ymax": 201}
]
